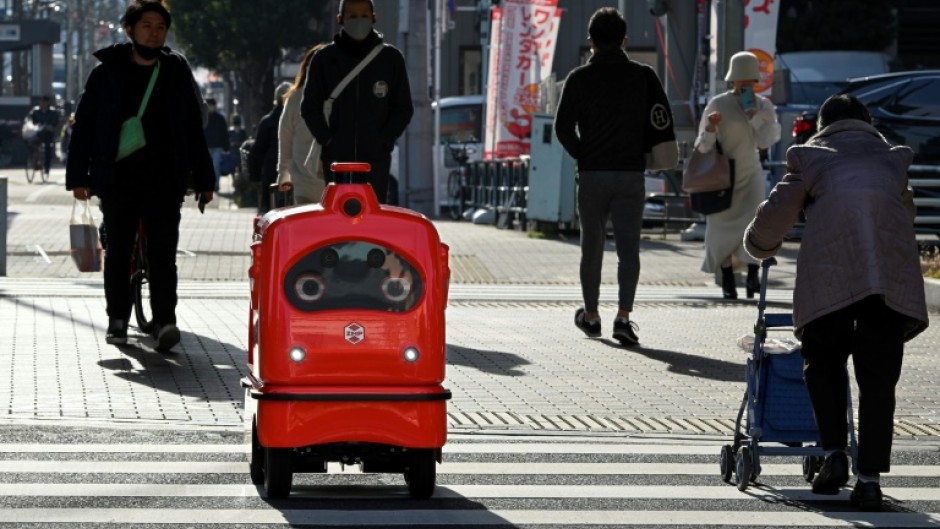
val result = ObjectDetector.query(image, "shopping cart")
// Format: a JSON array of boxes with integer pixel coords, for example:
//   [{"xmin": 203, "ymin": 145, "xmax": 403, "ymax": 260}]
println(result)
[{"xmin": 719, "ymin": 257, "xmax": 858, "ymax": 491}]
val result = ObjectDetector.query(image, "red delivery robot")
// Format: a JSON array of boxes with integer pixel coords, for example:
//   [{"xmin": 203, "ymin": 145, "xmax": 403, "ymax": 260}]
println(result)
[{"xmin": 242, "ymin": 163, "xmax": 452, "ymax": 499}]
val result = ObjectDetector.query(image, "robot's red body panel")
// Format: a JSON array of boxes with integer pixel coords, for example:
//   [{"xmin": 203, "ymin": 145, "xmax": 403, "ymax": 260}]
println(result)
[{"xmin": 243, "ymin": 168, "xmax": 450, "ymax": 498}]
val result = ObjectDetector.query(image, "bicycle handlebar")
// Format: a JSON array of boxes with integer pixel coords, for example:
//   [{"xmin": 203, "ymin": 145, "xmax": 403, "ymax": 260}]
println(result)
[{"xmin": 446, "ymin": 140, "xmax": 477, "ymax": 164}]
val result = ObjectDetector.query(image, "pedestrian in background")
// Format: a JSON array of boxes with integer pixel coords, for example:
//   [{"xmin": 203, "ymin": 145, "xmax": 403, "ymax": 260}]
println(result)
[
  {"xmin": 203, "ymin": 98, "xmax": 230, "ymax": 191},
  {"xmin": 248, "ymin": 82, "xmax": 290, "ymax": 214},
  {"xmin": 59, "ymin": 112, "xmax": 75, "ymax": 164},
  {"xmin": 224, "ymin": 114, "xmax": 247, "ymax": 181},
  {"xmin": 65, "ymin": 0, "xmax": 214, "ymax": 351},
  {"xmin": 695, "ymin": 51, "xmax": 780, "ymax": 300},
  {"xmin": 744, "ymin": 94, "xmax": 928, "ymax": 512},
  {"xmin": 301, "ymin": 0, "xmax": 413, "ymax": 204},
  {"xmin": 554, "ymin": 6, "xmax": 677, "ymax": 346},
  {"xmin": 228, "ymin": 114, "xmax": 247, "ymax": 152},
  {"xmin": 277, "ymin": 43, "xmax": 327, "ymax": 204},
  {"xmin": 25, "ymin": 95, "xmax": 60, "ymax": 176}
]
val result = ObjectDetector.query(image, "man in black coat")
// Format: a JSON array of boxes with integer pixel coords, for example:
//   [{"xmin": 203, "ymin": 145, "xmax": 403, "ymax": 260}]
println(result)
[
  {"xmin": 65, "ymin": 0, "xmax": 214, "ymax": 351},
  {"xmin": 554, "ymin": 7, "xmax": 677, "ymax": 346},
  {"xmin": 301, "ymin": 0, "xmax": 413, "ymax": 204}
]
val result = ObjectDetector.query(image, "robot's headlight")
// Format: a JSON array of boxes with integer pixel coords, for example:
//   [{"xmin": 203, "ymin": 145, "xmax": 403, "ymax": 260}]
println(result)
[
  {"xmin": 403, "ymin": 347, "xmax": 419, "ymax": 363},
  {"xmin": 294, "ymin": 274, "xmax": 325, "ymax": 302},
  {"xmin": 289, "ymin": 347, "xmax": 306, "ymax": 362}
]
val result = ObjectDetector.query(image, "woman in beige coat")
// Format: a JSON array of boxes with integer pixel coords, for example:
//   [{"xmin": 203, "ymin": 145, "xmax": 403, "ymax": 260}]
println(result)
[
  {"xmin": 277, "ymin": 44, "xmax": 327, "ymax": 204},
  {"xmin": 695, "ymin": 51, "xmax": 780, "ymax": 299},
  {"xmin": 744, "ymin": 94, "xmax": 928, "ymax": 512}
]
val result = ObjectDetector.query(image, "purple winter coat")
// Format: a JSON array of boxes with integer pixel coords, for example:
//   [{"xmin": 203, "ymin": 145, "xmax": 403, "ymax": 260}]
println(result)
[{"xmin": 744, "ymin": 119, "xmax": 928, "ymax": 341}]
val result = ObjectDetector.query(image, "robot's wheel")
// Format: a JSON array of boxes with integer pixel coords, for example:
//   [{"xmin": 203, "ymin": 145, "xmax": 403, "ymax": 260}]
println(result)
[
  {"xmin": 249, "ymin": 418, "xmax": 264, "ymax": 486},
  {"xmin": 404, "ymin": 450, "xmax": 436, "ymax": 499},
  {"xmin": 719, "ymin": 444, "xmax": 734, "ymax": 483},
  {"xmin": 264, "ymin": 448, "xmax": 293, "ymax": 499}
]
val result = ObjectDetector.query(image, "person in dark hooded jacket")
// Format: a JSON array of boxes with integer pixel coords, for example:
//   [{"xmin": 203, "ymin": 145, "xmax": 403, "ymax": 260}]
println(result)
[
  {"xmin": 248, "ymin": 82, "xmax": 290, "ymax": 214},
  {"xmin": 301, "ymin": 0, "xmax": 413, "ymax": 204},
  {"xmin": 65, "ymin": 0, "xmax": 214, "ymax": 351}
]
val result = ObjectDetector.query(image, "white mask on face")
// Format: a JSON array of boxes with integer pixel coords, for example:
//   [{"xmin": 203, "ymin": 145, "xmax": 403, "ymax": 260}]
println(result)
[{"xmin": 343, "ymin": 18, "xmax": 373, "ymax": 41}]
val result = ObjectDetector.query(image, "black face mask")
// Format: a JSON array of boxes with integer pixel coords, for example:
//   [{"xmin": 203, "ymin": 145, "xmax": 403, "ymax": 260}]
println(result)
[{"xmin": 133, "ymin": 40, "xmax": 162, "ymax": 60}]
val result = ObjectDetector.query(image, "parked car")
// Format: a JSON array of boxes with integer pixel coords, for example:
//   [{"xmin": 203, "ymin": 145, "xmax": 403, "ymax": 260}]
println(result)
[
  {"xmin": 769, "ymin": 51, "xmax": 893, "ymax": 183},
  {"xmin": 790, "ymin": 70, "xmax": 940, "ymax": 237},
  {"xmin": 642, "ymin": 170, "xmax": 701, "ymax": 231}
]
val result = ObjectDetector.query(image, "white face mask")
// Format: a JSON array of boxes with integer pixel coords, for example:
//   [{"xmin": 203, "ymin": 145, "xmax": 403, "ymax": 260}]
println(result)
[{"xmin": 343, "ymin": 18, "xmax": 373, "ymax": 41}]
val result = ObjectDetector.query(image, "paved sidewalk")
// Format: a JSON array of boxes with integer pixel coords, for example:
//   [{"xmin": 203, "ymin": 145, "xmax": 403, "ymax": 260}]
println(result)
[{"xmin": 1, "ymin": 169, "xmax": 937, "ymax": 439}]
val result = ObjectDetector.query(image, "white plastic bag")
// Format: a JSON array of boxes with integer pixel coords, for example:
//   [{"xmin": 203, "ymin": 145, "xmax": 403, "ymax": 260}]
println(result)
[
  {"xmin": 69, "ymin": 199, "xmax": 102, "ymax": 272},
  {"xmin": 736, "ymin": 333, "xmax": 801, "ymax": 355},
  {"xmin": 21, "ymin": 120, "xmax": 39, "ymax": 141}
]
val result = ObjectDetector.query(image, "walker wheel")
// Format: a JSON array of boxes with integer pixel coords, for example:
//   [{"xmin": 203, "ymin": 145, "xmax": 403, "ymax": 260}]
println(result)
[
  {"xmin": 719, "ymin": 445, "xmax": 734, "ymax": 483},
  {"xmin": 404, "ymin": 450, "xmax": 436, "ymax": 499},
  {"xmin": 264, "ymin": 448, "xmax": 293, "ymax": 499},
  {"xmin": 249, "ymin": 418, "xmax": 264, "ymax": 485},
  {"xmin": 735, "ymin": 447, "xmax": 752, "ymax": 492},
  {"xmin": 802, "ymin": 455, "xmax": 820, "ymax": 483}
]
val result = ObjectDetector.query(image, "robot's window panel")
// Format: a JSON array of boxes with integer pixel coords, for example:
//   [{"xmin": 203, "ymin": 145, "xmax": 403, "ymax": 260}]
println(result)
[{"xmin": 284, "ymin": 241, "xmax": 425, "ymax": 313}]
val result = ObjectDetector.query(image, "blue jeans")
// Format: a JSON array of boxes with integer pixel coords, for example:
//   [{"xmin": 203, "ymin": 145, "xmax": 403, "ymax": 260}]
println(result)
[{"xmin": 208, "ymin": 147, "xmax": 224, "ymax": 189}]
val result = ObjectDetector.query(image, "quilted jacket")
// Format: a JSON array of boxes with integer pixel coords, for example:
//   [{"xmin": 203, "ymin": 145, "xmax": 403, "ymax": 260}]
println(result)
[{"xmin": 744, "ymin": 119, "xmax": 928, "ymax": 341}]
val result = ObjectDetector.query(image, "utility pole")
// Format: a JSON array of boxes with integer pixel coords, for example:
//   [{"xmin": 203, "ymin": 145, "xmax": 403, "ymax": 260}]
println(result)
[
  {"xmin": 714, "ymin": 0, "xmax": 744, "ymax": 92},
  {"xmin": 400, "ymin": 0, "xmax": 433, "ymax": 215},
  {"xmin": 658, "ymin": 2, "xmax": 697, "ymax": 128}
]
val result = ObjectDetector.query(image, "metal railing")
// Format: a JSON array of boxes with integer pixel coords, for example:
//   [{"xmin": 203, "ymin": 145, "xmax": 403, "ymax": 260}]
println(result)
[
  {"xmin": 454, "ymin": 159, "xmax": 940, "ymax": 236},
  {"xmin": 462, "ymin": 159, "xmax": 528, "ymax": 229},
  {"xmin": 910, "ymin": 165, "xmax": 940, "ymax": 232}
]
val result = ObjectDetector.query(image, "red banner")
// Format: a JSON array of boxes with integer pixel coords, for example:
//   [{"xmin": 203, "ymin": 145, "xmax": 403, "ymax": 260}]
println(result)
[{"xmin": 484, "ymin": 0, "xmax": 561, "ymax": 159}]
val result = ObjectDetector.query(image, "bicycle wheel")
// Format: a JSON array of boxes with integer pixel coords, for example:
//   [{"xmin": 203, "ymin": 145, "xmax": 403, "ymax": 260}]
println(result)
[
  {"xmin": 131, "ymin": 269, "xmax": 154, "ymax": 334},
  {"xmin": 446, "ymin": 170, "xmax": 462, "ymax": 220},
  {"xmin": 40, "ymin": 147, "xmax": 50, "ymax": 183},
  {"xmin": 24, "ymin": 147, "xmax": 38, "ymax": 183}
]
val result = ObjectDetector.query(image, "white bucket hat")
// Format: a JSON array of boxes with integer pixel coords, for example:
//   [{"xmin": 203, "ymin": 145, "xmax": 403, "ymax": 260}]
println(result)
[{"xmin": 725, "ymin": 51, "xmax": 759, "ymax": 82}]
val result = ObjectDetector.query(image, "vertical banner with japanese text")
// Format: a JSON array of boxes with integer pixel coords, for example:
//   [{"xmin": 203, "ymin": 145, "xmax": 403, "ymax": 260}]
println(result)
[
  {"xmin": 743, "ymin": 0, "xmax": 780, "ymax": 95},
  {"xmin": 707, "ymin": 0, "xmax": 780, "ymax": 99},
  {"xmin": 483, "ymin": 0, "xmax": 561, "ymax": 160}
]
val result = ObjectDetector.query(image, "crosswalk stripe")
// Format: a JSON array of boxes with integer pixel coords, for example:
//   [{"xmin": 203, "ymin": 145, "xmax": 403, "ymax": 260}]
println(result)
[
  {"xmin": 0, "ymin": 444, "xmax": 247, "ymax": 454},
  {"xmin": 0, "ymin": 483, "xmax": 937, "ymax": 502},
  {"xmin": 0, "ymin": 508, "xmax": 937, "ymax": 526},
  {"xmin": 1, "ymin": 460, "xmax": 938, "ymax": 477},
  {"xmin": 0, "ymin": 278, "xmax": 794, "ymax": 303},
  {"xmin": 0, "ymin": 442, "xmax": 722, "ymax": 455}
]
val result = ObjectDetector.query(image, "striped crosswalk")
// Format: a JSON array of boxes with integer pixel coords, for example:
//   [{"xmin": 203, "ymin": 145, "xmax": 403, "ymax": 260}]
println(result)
[
  {"xmin": 0, "ymin": 434, "xmax": 939, "ymax": 527},
  {"xmin": 0, "ymin": 277, "xmax": 796, "ymax": 304}
]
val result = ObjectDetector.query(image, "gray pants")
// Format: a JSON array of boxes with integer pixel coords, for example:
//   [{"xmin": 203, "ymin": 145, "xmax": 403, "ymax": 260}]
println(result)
[{"xmin": 577, "ymin": 171, "xmax": 646, "ymax": 313}]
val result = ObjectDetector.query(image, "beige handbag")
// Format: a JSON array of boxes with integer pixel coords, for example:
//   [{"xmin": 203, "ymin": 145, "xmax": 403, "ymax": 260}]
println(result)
[{"xmin": 682, "ymin": 141, "xmax": 731, "ymax": 193}]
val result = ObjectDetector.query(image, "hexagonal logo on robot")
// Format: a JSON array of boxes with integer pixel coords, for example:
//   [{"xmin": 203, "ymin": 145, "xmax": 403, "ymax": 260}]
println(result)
[{"xmin": 344, "ymin": 322, "xmax": 365, "ymax": 344}]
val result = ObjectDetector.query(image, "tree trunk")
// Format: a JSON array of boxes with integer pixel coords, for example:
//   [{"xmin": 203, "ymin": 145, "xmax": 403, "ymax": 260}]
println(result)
[{"xmin": 237, "ymin": 55, "xmax": 276, "ymax": 135}]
